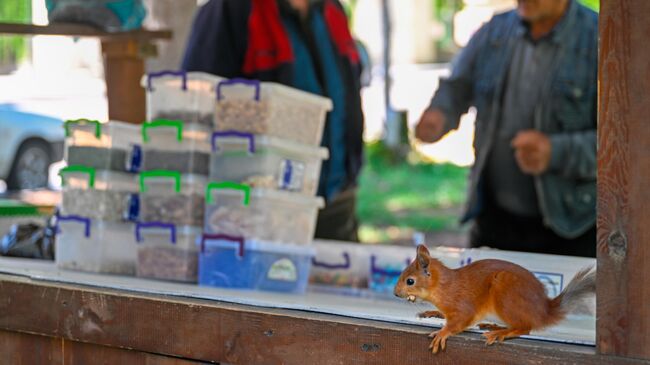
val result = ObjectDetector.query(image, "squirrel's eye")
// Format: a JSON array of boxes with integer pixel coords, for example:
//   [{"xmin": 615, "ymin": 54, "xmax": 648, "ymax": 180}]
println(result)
[{"xmin": 406, "ymin": 278, "xmax": 415, "ymax": 286}]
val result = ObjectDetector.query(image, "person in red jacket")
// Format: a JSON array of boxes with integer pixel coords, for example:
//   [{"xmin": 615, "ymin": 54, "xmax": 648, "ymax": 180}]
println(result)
[{"xmin": 182, "ymin": 0, "xmax": 365, "ymax": 242}]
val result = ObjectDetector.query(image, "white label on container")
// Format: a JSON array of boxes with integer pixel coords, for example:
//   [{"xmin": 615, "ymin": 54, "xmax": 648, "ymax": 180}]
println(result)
[
  {"xmin": 279, "ymin": 160, "xmax": 306, "ymax": 191},
  {"xmin": 533, "ymin": 272, "xmax": 563, "ymax": 297},
  {"xmin": 267, "ymin": 258, "xmax": 298, "ymax": 282}
]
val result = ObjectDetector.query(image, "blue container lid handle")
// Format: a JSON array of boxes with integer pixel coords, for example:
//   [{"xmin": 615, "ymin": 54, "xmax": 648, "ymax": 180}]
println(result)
[
  {"xmin": 147, "ymin": 70, "xmax": 187, "ymax": 91},
  {"xmin": 216, "ymin": 78, "xmax": 261, "ymax": 101},
  {"xmin": 135, "ymin": 222, "xmax": 177, "ymax": 244},
  {"xmin": 55, "ymin": 214, "xmax": 91, "ymax": 238},
  {"xmin": 312, "ymin": 252, "xmax": 351, "ymax": 270},
  {"xmin": 211, "ymin": 131, "xmax": 256, "ymax": 154},
  {"xmin": 370, "ymin": 255, "xmax": 406, "ymax": 277},
  {"xmin": 201, "ymin": 234, "xmax": 245, "ymax": 257}
]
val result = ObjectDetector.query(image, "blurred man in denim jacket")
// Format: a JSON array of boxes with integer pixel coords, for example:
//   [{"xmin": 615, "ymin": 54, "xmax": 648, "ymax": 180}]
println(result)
[{"xmin": 416, "ymin": 0, "xmax": 597, "ymax": 257}]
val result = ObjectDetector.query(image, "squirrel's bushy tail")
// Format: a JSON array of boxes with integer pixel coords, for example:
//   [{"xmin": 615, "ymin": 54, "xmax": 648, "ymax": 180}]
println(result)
[{"xmin": 546, "ymin": 266, "xmax": 596, "ymax": 326}]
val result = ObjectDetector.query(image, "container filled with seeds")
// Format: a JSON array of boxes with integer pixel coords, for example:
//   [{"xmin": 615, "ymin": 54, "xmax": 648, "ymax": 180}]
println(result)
[
  {"xmin": 142, "ymin": 70, "xmax": 223, "ymax": 128},
  {"xmin": 59, "ymin": 166, "xmax": 139, "ymax": 221},
  {"xmin": 64, "ymin": 118, "xmax": 141, "ymax": 150},
  {"xmin": 55, "ymin": 214, "xmax": 137, "ymax": 275},
  {"xmin": 135, "ymin": 222, "xmax": 200, "ymax": 282},
  {"xmin": 139, "ymin": 170, "xmax": 205, "ymax": 226},
  {"xmin": 309, "ymin": 240, "xmax": 371, "ymax": 289},
  {"xmin": 199, "ymin": 234, "xmax": 315, "ymax": 293},
  {"xmin": 204, "ymin": 182, "xmax": 323, "ymax": 246},
  {"xmin": 209, "ymin": 131, "xmax": 328, "ymax": 196},
  {"xmin": 64, "ymin": 119, "xmax": 141, "ymax": 172},
  {"xmin": 214, "ymin": 79, "xmax": 333, "ymax": 146},
  {"xmin": 140, "ymin": 119, "xmax": 211, "ymax": 175}
]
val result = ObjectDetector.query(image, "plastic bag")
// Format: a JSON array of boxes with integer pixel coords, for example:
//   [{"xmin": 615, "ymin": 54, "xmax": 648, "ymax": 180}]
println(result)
[
  {"xmin": 45, "ymin": 0, "xmax": 147, "ymax": 32},
  {"xmin": 1, "ymin": 218, "xmax": 56, "ymax": 260}
]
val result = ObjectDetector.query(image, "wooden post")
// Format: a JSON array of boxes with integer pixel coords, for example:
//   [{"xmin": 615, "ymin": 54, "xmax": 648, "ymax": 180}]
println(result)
[
  {"xmin": 597, "ymin": 0, "xmax": 650, "ymax": 359},
  {"xmin": 101, "ymin": 39, "xmax": 146, "ymax": 124}
]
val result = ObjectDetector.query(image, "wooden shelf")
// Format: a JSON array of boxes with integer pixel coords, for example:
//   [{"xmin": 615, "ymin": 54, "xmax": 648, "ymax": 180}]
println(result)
[{"xmin": 0, "ymin": 22, "xmax": 171, "ymax": 42}]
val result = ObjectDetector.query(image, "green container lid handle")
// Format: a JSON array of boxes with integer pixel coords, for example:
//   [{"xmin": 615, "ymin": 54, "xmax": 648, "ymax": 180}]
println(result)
[
  {"xmin": 139, "ymin": 170, "xmax": 182, "ymax": 193},
  {"xmin": 142, "ymin": 119, "xmax": 184, "ymax": 143},
  {"xmin": 206, "ymin": 182, "xmax": 250, "ymax": 205},
  {"xmin": 64, "ymin": 119, "xmax": 101, "ymax": 139},
  {"xmin": 59, "ymin": 165, "xmax": 96, "ymax": 188}
]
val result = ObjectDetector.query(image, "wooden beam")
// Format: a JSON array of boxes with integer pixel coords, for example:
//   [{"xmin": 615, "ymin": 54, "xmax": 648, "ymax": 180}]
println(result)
[
  {"xmin": 101, "ymin": 40, "xmax": 146, "ymax": 124},
  {"xmin": 0, "ymin": 275, "xmax": 643, "ymax": 365},
  {"xmin": 0, "ymin": 330, "xmax": 205, "ymax": 364},
  {"xmin": 0, "ymin": 22, "xmax": 171, "ymax": 41},
  {"xmin": 597, "ymin": 0, "xmax": 650, "ymax": 360}
]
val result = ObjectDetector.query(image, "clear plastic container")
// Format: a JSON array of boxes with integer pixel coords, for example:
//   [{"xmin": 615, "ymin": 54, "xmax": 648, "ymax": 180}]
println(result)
[
  {"xmin": 367, "ymin": 245, "xmax": 464, "ymax": 296},
  {"xmin": 141, "ymin": 119, "xmax": 211, "ymax": 175},
  {"xmin": 142, "ymin": 70, "xmax": 223, "ymax": 128},
  {"xmin": 135, "ymin": 222, "xmax": 200, "ymax": 283},
  {"xmin": 64, "ymin": 119, "xmax": 141, "ymax": 150},
  {"xmin": 214, "ymin": 79, "xmax": 333, "ymax": 146},
  {"xmin": 198, "ymin": 234, "xmax": 315, "ymax": 293},
  {"xmin": 204, "ymin": 182, "xmax": 324, "ymax": 245},
  {"xmin": 138, "ymin": 171, "xmax": 205, "ymax": 226},
  {"xmin": 59, "ymin": 167, "xmax": 139, "ymax": 221},
  {"xmin": 55, "ymin": 214, "xmax": 137, "ymax": 275},
  {"xmin": 64, "ymin": 119, "xmax": 141, "ymax": 172},
  {"xmin": 209, "ymin": 131, "xmax": 328, "ymax": 195},
  {"xmin": 310, "ymin": 241, "xmax": 371, "ymax": 289}
]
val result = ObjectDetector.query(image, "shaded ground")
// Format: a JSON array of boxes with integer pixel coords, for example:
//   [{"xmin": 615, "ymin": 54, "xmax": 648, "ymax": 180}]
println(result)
[{"xmin": 357, "ymin": 142, "xmax": 470, "ymax": 248}]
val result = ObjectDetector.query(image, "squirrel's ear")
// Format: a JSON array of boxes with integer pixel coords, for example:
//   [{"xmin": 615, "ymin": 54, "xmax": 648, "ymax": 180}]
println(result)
[{"xmin": 417, "ymin": 245, "xmax": 430, "ymax": 269}]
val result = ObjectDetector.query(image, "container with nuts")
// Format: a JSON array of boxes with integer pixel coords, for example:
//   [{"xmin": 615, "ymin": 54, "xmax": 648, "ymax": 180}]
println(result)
[
  {"xmin": 209, "ymin": 131, "xmax": 328, "ymax": 196},
  {"xmin": 135, "ymin": 222, "xmax": 200, "ymax": 283},
  {"xmin": 214, "ymin": 79, "xmax": 332, "ymax": 146},
  {"xmin": 59, "ymin": 167, "xmax": 139, "ymax": 222},
  {"xmin": 141, "ymin": 120, "xmax": 211, "ymax": 176},
  {"xmin": 142, "ymin": 70, "xmax": 223, "ymax": 128},
  {"xmin": 139, "ymin": 170, "xmax": 206, "ymax": 227},
  {"xmin": 204, "ymin": 182, "xmax": 324, "ymax": 246},
  {"xmin": 56, "ymin": 215, "xmax": 137, "ymax": 275}
]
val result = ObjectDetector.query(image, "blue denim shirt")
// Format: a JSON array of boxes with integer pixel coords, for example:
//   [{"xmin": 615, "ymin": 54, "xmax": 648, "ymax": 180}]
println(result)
[{"xmin": 429, "ymin": 0, "xmax": 598, "ymax": 238}]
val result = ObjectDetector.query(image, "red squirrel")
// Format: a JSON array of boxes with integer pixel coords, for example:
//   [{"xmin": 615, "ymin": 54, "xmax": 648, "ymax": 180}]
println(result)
[{"xmin": 394, "ymin": 245, "xmax": 595, "ymax": 354}]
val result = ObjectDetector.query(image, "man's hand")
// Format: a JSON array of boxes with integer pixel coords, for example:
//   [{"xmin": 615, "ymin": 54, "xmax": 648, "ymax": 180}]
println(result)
[
  {"xmin": 511, "ymin": 130, "xmax": 552, "ymax": 175},
  {"xmin": 415, "ymin": 109, "xmax": 447, "ymax": 143}
]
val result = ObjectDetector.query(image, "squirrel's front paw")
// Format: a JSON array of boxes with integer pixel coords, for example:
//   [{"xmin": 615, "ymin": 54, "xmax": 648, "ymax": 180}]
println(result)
[{"xmin": 428, "ymin": 330, "xmax": 449, "ymax": 354}]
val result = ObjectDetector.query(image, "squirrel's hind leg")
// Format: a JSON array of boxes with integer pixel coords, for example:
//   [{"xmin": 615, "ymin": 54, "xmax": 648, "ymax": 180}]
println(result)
[{"xmin": 483, "ymin": 328, "xmax": 530, "ymax": 345}]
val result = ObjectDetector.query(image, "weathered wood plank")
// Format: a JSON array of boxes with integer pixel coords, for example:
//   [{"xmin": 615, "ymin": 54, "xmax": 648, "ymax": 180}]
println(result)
[
  {"xmin": 597, "ymin": 0, "xmax": 650, "ymax": 359},
  {"xmin": 0, "ymin": 329, "xmax": 63, "ymax": 365},
  {"xmin": 0, "ymin": 329, "xmax": 205, "ymax": 365},
  {"xmin": 0, "ymin": 275, "xmax": 644, "ymax": 365},
  {"xmin": 0, "ymin": 22, "xmax": 171, "ymax": 41}
]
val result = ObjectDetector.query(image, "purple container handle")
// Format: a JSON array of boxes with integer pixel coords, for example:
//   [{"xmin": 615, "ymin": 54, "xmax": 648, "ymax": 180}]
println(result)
[
  {"xmin": 211, "ymin": 131, "xmax": 256, "ymax": 153},
  {"xmin": 370, "ymin": 256, "xmax": 409, "ymax": 277},
  {"xmin": 147, "ymin": 70, "xmax": 187, "ymax": 91},
  {"xmin": 201, "ymin": 233, "xmax": 245, "ymax": 257},
  {"xmin": 135, "ymin": 222, "xmax": 177, "ymax": 244},
  {"xmin": 216, "ymin": 78, "xmax": 261, "ymax": 101},
  {"xmin": 56, "ymin": 214, "xmax": 91, "ymax": 238},
  {"xmin": 312, "ymin": 252, "xmax": 351, "ymax": 270}
]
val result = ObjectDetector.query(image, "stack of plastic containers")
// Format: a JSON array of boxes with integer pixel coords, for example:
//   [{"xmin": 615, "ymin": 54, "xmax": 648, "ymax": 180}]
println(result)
[
  {"xmin": 56, "ymin": 119, "xmax": 141, "ymax": 275},
  {"xmin": 200, "ymin": 78, "xmax": 333, "ymax": 293},
  {"xmin": 136, "ymin": 71, "xmax": 220, "ymax": 283}
]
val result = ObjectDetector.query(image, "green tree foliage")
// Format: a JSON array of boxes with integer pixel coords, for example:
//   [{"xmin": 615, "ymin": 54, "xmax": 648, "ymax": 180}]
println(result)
[
  {"xmin": 0, "ymin": 1, "xmax": 32, "ymax": 68},
  {"xmin": 578, "ymin": 0, "xmax": 599, "ymax": 12}
]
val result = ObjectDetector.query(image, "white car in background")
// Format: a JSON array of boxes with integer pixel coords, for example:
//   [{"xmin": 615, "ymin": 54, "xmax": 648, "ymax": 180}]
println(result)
[{"xmin": 0, "ymin": 107, "xmax": 64, "ymax": 190}]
